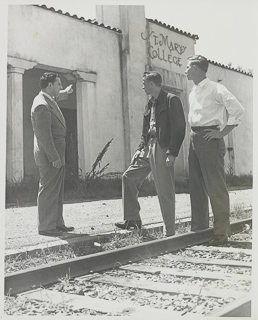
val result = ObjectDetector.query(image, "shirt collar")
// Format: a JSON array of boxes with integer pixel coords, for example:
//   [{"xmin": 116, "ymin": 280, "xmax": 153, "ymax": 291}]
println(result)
[
  {"xmin": 41, "ymin": 90, "xmax": 54, "ymax": 101},
  {"xmin": 197, "ymin": 77, "xmax": 209, "ymax": 88}
]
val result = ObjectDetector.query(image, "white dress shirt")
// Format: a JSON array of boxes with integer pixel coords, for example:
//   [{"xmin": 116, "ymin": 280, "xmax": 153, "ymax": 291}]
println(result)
[
  {"xmin": 149, "ymin": 98, "xmax": 157, "ymax": 135},
  {"xmin": 188, "ymin": 78, "xmax": 245, "ymax": 127}
]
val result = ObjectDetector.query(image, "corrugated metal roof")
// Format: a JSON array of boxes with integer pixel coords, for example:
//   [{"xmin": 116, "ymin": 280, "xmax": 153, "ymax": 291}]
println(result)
[
  {"xmin": 33, "ymin": 5, "xmax": 122, "ymax": 33},
  {"xmin": 147, "ymin": 18, "xmax": 199, "ymax": 40}
]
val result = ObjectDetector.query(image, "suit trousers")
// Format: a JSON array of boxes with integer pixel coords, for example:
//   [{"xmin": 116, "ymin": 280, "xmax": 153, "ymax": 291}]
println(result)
[
  {"xmin": 189, "ymin": 130, "xmax": 230, "ymax": 236},
  {"xmin": 37, "ymin": 164, "xmax": 65, "ymax": 231},
  {"xmin": 122, "ymin": 138, "xmax": 176, "ymax": 236}
]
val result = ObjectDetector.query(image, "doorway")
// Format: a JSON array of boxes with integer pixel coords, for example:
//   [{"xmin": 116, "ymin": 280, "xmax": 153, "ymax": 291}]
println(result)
[{"xmin": 23, "ymin": 68, "xmax": 78, "ymax": 180}]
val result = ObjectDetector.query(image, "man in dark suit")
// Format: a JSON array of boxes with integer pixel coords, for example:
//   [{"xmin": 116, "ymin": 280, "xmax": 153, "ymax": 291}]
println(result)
[
  {"xmin": 31, "ymin": 72, "xmax": 74, "ymax": 236},
  {"xmin": 115, "ymin": 71, "xmax": 186, "ymax": 236}
]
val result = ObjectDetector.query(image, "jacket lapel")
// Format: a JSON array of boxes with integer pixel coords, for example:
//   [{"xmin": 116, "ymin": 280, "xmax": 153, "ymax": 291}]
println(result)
[{"xmin": 40, "ymin": 93, "xmax": 66, "ymax": 128}]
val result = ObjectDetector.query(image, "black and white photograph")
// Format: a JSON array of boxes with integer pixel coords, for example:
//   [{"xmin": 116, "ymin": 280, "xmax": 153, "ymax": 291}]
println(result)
[{"xmin": 1, "ymin": 0, "xmax": 257, "ymax": 318}]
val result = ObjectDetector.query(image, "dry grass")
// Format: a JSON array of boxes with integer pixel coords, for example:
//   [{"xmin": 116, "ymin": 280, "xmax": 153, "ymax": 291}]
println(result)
[
  {"xmin": 5, "ymin": 206, "xmax": 252, "ymax": 274},
  {"xmin": 6, "ymin": 173, "xmax": 252, "ymax": 208},
  {"xmin": 101, "ymin": 228, "xmax": 164, "ymax": 251},
  {"xmin": 5, "ymin": 245, "xmax": 99, "ymax": 274}
]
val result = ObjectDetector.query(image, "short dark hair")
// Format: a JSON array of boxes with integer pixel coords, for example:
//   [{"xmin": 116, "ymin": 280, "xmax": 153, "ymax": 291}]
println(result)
[
  {"xmin": 143, "ymin": 71, "xmax": 162, "ymax": 86},
  {"xmin": 39, "ymin": 72, "xmax": 59, "ymax": 89},
  {"xmin": 187, "ymin": 55, "xmax": 209, "ymax": 73}
]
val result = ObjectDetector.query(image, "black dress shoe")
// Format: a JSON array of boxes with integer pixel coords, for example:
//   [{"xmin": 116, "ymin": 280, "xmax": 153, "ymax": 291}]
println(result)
[
  {"xmin": 115, "ymin": 220, "xmax": 142, "ymax": 230},
  {"xmin": 209, "ymin": 235, "xmax": 228, "ymax": 246},
  {"xmin": 56, "ymin": 225, "xmax": 75, "ymax": 232},
  {"xmin": 39, "ymin": 229, "xmax": 62, "ymax": 236}
]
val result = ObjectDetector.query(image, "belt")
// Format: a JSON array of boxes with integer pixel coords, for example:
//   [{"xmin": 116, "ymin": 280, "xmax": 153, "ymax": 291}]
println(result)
[
  {"xmin": 191, "ymin": 125, "xmax": 219, "ymax": 132},
  {"xmin": 149, "ymin": 132, "xmax": 157, "ymax": 138}
]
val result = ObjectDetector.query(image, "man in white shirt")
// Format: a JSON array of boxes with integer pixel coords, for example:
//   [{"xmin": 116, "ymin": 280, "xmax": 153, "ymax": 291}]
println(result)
[{"xmin": 185, "ymin": 55, "xmax": 245, "ymax": 245}]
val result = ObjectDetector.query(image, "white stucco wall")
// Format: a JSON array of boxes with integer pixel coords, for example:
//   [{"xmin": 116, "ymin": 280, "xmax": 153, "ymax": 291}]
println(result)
[
  {"xmin": 127, "ymin": 19, "xmax": 196, "ymax": 158},
  {"xmin": 143, "ymin": 21, "xmax": 196, "ymax": 178},
  {"xmin": 207, "ymin": 64, "xmax": 253, "ymax": 175},
  {"xmin": 96, "ymin": 5, "xmax": 196, "ymax": 178},
  {"xmin": 7, "ymin": 4, "xmax": 253, "ymax": 181},
  {"xmin": 8, "ymin": 5, "xmax": 125, "ymax": 174}
]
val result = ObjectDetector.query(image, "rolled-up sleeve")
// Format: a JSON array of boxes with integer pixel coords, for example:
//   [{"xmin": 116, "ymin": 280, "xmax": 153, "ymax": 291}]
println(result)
[{"xmin": 217, "ymin": 84, "xmax": 245, "ymax": 125}]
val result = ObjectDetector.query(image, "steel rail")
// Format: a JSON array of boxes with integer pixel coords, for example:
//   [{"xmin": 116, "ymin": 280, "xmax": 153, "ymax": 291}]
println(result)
[
  {"xmin": 5, "ymin": 218, "xmax": 251, "ymax": 296},
  {"xmin": 206, "ymin": 293, "xmax": 252, "ymax": 317}
]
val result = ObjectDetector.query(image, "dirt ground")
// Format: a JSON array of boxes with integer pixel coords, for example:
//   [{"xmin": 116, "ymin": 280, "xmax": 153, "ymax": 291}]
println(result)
[{"xmin": 5, "ymin": 189, "xmax": 252, "ymax": 251}]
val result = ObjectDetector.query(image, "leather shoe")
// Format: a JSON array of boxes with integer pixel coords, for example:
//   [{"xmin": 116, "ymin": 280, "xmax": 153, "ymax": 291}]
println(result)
[
  {"xmin": 209, "ymin": 235, "xmax": 228, "ymax": 246},
  {"xmin": 165, "ymin": 232, "xmax": 175, "ymax": 237},
  {"xmin": 56, "ymin": 225, "xmax": 75, "ymax": 232},
  {"xmin": 39, "ymin": 229, "xmax": 62, "ymax": 236},
  {"xmin": 115, "ymin": 220, "xmax": 142, "ymax": 230}
]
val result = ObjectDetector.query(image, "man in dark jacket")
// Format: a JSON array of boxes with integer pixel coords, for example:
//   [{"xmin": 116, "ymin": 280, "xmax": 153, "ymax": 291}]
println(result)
[{"xmin": 115, "ymin": 71, "xmax": 186, "ymax": 236}]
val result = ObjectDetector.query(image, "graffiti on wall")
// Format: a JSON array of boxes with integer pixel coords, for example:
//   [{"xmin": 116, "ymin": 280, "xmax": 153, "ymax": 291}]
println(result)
[{"xmin": 141, "ymin": 31, "xmax": 187, "ymax": 67}]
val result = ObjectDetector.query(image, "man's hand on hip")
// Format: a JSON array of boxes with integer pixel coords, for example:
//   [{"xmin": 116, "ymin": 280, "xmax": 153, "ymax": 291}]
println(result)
[
  {"xmin": 203, "ymin": 129, "xmax": 222, "ymax": 141},
  {"xmin": 52, "ymin": 159, "xmax": 62, "ymax": 168},
  {"xmin": 166, "ymin": 155, "xmax": 175, "ymax": 167}
]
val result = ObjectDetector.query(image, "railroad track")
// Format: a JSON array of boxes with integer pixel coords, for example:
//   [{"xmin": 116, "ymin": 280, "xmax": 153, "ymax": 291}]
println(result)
[{"xmin": 5, "ymin": 218, "xmax": 252, "ymax": 317}]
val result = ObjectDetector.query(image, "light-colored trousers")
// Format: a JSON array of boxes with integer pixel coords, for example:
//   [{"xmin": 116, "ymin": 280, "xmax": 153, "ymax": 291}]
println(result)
[
  {"xmin": 122, "ymin": 138, "xmax": 176, "ymax": 236},
  {"xmin": 37, "ymin": 165, "xmax": 65, "ymax": 232},
  {"xmin": 189, "ymin": 130, "xmax": 230, "ymax": 236}
]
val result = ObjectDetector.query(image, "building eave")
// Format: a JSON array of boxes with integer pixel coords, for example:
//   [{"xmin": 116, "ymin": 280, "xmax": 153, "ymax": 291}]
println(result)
[
  {"xmin": 147, "ymin": 18, "xmax": 199, "ymax": 40},
  {"xmin": 33, "ymin": 5, "xmax": 122, "ymax": 33},
  {"xmin": 209, "ymin": 60, "xmax": 253, "ymax": 77}
]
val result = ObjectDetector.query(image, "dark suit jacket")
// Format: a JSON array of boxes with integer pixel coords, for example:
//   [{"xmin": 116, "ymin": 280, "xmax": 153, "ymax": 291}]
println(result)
[
  {"xmin": 31, "ymin": 92, "xmax": 67, "ymax": 167},
  {"xmin": 138, "ymin": 90, "xmax": 186, "ymax": 157}
]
